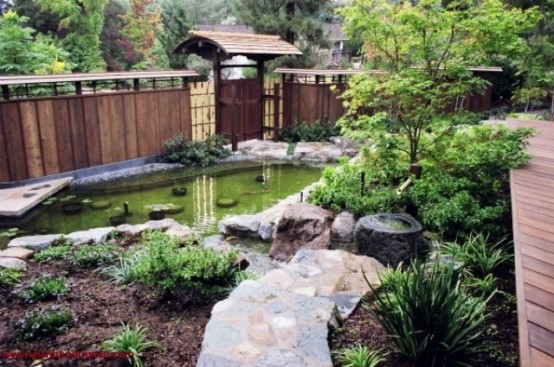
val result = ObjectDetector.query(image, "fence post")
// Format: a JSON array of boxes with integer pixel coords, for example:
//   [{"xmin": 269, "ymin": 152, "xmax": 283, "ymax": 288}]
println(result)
[
  {"xmin": 273, "ymin": 83, "xmax": 280, "ymax": 142},
  {"xmin": 232, "ymin": 83, "xmax": 238, "ymax": 152}
]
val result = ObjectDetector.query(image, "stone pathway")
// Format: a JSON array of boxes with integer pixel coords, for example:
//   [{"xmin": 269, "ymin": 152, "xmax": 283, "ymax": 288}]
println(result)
[{"xmin": 197, "ymin": 248, "xmax": 385, "ymax": 367}]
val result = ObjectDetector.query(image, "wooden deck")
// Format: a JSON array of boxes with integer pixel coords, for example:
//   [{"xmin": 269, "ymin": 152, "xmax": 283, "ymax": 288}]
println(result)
[{"xmin": 508, "ymin": 119, "xmax": 554, "ymax": 367}]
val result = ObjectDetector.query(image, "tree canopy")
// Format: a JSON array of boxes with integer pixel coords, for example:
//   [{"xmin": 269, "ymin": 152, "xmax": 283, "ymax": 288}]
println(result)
[
  {"xmin": 233, "ymin": 0, "xmax": 332, "ymax": 67},
  {"xmin": 338, "ymin": 0, "xmax": 538, "ymax": 164}
]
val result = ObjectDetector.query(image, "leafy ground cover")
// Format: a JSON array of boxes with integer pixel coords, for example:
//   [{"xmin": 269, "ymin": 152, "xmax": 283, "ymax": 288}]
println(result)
[{"xmin": 0, "ymin": 232, "xmax": 231, "ymax": 367}]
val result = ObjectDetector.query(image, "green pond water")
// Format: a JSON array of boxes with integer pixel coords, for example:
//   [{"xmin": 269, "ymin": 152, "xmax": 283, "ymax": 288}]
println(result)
[{"xmin": 0, "ymin": 162, "xmax": 325, "ymax": 248}]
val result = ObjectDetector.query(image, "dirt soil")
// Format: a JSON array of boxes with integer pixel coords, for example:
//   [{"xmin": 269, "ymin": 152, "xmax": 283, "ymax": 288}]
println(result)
[
  {"xmin": 0, "ymin": 242, "xmax": 214, "ymax": 367},
  {"xmin": 331, "ymin": 264, "xmax": 519, "ymax": 367}
]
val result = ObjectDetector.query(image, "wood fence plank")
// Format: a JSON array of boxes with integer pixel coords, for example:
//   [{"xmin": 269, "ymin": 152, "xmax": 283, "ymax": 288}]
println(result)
[
  {"xmin": 523, "ymin": 256, "xmax": 554, "ymax": 279},
  {"xmin": 1, "ymin": 102, "xmax": 27, "ymax": 180},
  {"xmin": 52, "ymin": 99, "xmax": 74, "ymax": 172},
  {"xmin": 19, "ymin": 101, "xmax": 44, "ymax": 178},
  {"xmin": 68, "ymin": 98, "xmax": 88, "ymax": 169},
  {"xmin": 135, "ymin": 93, "xmax": 150, "ymax": 157},
  {"xmin": 82, "ymin": 97, "xmax": 101, "ymax": 167},
  {"xmin": 122, "ymin": 94, "xmax": 138, "ymax": 159},
  {"xmin": 180, "ymin": 89, "xmax": 192, "ymax": 140},
  {"xmin": 157, "ymin": 90, "xmax": 171, "ymax": 144},
  {"xmin": 109, "ymin": 94, "xmax": 126, "ymax": 162},
  {"xmin": 526, "ymin": 285, "xmax": 554, "ymax": 313},
  {"xmin": 0, "ymin": 105, "xmax": 12, "ymax": 181},
  {"xmin": 96, "ymin": 96, "xmax": 114, "ymax": 164},
  {"xmin": 35, "ymin": 100, "xmax": 59, "ymax": 175},
  {"xmin": 524, "ymin": 268, "xmax": 554, "ymax": 294}
]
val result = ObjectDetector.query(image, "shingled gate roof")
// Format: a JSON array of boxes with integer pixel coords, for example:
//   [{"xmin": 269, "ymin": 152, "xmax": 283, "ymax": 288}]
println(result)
[{"xmin": 173, "ymin": 31, "xmax": 303, "ymax": 61}]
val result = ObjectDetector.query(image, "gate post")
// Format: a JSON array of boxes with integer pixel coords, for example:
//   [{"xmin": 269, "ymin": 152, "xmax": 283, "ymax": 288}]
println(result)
[
  {"xmin": 231, "ymin": 83, "xmax": 239, "ymax": 152},
  {"xmin": 273, "ymin": 83, "xmax": 280, "ymax": 142}
]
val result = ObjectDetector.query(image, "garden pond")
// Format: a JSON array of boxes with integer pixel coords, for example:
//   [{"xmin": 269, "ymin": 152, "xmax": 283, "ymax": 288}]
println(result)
[{"xmin": 0, "ymin": 161, "xmax": 327, "ymax": 249}]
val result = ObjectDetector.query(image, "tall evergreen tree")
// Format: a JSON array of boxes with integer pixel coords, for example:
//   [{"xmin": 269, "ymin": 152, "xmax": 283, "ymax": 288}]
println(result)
[
  {"xmin": 37, "ymin": 0, "xmax": 108, "ymax": 71},
  {"xmin": 100, "ymin": 0, "xmax": 129, "ymax": 71},
  {"xmin": 233, "ymin": 0, "xmax": 332, "ymax": 67},
  {"xmin": 159, "ymin": 0, "xmax": 192, "ymax": 69}
]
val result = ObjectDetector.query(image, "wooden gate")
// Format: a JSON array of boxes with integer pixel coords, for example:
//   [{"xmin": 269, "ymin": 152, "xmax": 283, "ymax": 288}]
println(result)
[{"xmin": 218, "ymin": 79, "xmax": 263, "ymax": 149}]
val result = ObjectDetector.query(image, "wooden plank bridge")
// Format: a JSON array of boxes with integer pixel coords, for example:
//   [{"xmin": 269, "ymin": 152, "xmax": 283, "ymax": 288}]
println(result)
[{"xmin": 509, "ymin": 119, "xmax": 554, "ymax": 366}]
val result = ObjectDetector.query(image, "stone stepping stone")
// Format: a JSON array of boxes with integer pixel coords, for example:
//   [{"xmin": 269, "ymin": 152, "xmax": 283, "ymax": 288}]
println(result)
[
  {"xmin": 0, "ymin": 257, "xmax": 27, "ymax": 271},
  {"xmin": 0, "ymin": 247, "xmax": 34, "ymax": 259}
]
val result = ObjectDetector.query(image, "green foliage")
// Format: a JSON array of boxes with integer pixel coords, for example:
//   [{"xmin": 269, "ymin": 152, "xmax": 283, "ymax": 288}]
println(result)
[
  {"xmin": 133, "ymin": 231, "xmax": 239, "ymax": 301},
  {"xmin": 158, "ymin": 0, "xmax": 191, "ymax": 69},
  {"xmin": 464, "ymin": 274, "xmax": 498, "ymax": 298},
  {"xmin": 231, "ymin": 270, "xmax": 258, "ymax": 288},
  {"xmin": 310, "ymin": 149, "xmax": 408, "ymax": 216},
  {"xmin": 280, "ymin": 120, "xmax": 340, "ymax": 143},
  {"xmin": 17, "ymin": 276, "xmax": 69, "ymax": 303},
  {"xmin": 0, "ymin": 10, "xmax": 70, "ymax": 75},
  {"xmin": 99, "ymin": 253, "xmax": 141, "ymax": 285},
  {"xmin": 121, "ymin": 0, "xmax": 163, "ymax": 70},
  {"xmin": 100, "ymin": 0, "xmax": 129, "ymax": 71},
  {"xmin": 72, "ymin": 243, "xmax": 119, "ymax": 268},
  {"xmin": 233, "ymin": 0, "xmax": 332, "ymax": 68},
  {"xmin": 18, "ymin": 308, "xmax": 72, "ymax": 340},
  {"xmin": 368, "ymin": 261, "xmax": 488, "ymax": 366},
  {"xmin": 442, "ymin": 233, "xmax": 512, "ymax": 277},
  {"xmin": 410, "ymin": 125, "xmax": 534, "ymax": 239},
  {"xmin": 37, "ymin": 0, "xmax": 107, "ymax": 72},
  {"xmin": 338, "ymin": 0, "xmax": 538, "ymax": 163},
  {"xmin": 186, "ymin": 54, "xmax": 212, "ymax": 80},
  {"xmin": 101, "ymin": 323, "xmax": 158, "ymax": 367},
  {"xmin": 335, "ymin": 345, "xmax": 386, "ymax": 367},
  {"xmin": 0, "ymin": 268, "xmax": 23, "ymax": 288},
  {"xmin": 164, "ymin": 133, "xmax": 231, "ymax": 167},
  {"xmin": 34, "ymin": 243, "xmax": 73, "ymax": 263}
]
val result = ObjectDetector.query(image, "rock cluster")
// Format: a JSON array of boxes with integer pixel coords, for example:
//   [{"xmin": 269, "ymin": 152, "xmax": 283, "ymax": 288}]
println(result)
[{"xmin": 0, "ymin": 219, "xmax": 192, "ymax": 272}]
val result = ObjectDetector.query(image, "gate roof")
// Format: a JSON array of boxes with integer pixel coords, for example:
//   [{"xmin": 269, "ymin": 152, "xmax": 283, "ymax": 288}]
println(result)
[{"xmin": 173, "ymin": 31, "xmax": 302, "ymax": 61}]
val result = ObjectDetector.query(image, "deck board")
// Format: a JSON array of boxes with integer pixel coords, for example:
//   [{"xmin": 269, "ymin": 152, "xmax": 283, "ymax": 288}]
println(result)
[{"xmin": 509, "ymin": 119, "xmax": 554, "ymax": 366}]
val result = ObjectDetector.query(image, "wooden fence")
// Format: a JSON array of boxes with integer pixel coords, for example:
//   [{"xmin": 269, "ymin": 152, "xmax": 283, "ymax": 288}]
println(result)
[{"xmin": 0, "ymin": 88, "xmax": 192, "ymax": 183}]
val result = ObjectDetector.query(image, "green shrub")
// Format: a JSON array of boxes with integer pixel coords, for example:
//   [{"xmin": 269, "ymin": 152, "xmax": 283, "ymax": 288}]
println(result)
[
  {"xmin": 368, "ymin": 261, "xmax": 488, "ymax": 366},
  {"xmin": 72, "ymin": 243, "xmax": 119, "ymax": 268},
  {"xmin": 18, "ymin": 308, "xmax": 72, "ymax": 340},
  {"xmin": 164, "ymin": 133, "xmax": 230, "ymax": 166},
  {"xmin": 310, "ymin": 150, "xmax": 407, "ymax": 216},
  {"xmin": 17, "ymin": 276, "xmax": 69, "ymax": 303},
  {"xmin": 101, "ymin": 323, "xmax": 158, "ymax": 367},
  {"xmin": 34, "ymin": 244, "xmax": 73, "ymax": 263},
  {"xmin": 280, "ymin": 119, "xmax": 340, "ymax": 143},
  {"xmin": 0, "ymin": 268, "xmax": 23, "ymax": 288},
  {"xmin": 133, "ymin": 231, "xmax": 239, "ymax": 301},
  {"xmin": 442, "ymin": 233, "xmax": 512, "ymax": 277},
  {"xmin": 335, "ymin": 346, "xmax": 386, "ymax": 367},
  {"xmin": 410, "ymin": 125, "xmax": 533, "ymax": 240}
]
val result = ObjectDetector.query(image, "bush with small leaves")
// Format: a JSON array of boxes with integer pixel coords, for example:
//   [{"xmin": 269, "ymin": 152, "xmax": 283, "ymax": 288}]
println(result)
[
  {"xmin": 0, "ymin": 268, "xmax": 23, "ymax": 288},
  {"xmin": 16, "ymin": 276, "xmax": 69, "ymax": 303},
  {"xmin": 72, "ymin": 243, "xmax": 119, "ymax": 268},
  {"xmin": 280, "ymin": 119, "xmax": 340, "ymax": 143},
  {"xmin": 18, "ymin": 308, "xmax": 72, "ymax": 340},
  {"xmin": 34, "ymin": 244, "xmax": 73, "ymax": 263},
  {"xmin": 164, "ymin": 133, "xmax": 230, "ymax": 166},
  {"xmin": 335, "ymin": 346, "xmax": 386, "ymax": 367},
  {"xmin": 133, "ymin": 231, "xmax": 239, "ymax": 302},
  {"xmin": 101, "ymin": 323, "xmax": 158, "ymax": 367}
]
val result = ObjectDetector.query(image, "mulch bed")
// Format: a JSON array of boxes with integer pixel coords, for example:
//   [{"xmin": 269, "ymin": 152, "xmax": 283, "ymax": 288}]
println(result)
[
  {"xmin": 331, "ymin": 263, "xmax": 519, "ymax": 367},
  {"xmin": 0, "ymin": 240, "xmax": 214, "ymax": 367}
]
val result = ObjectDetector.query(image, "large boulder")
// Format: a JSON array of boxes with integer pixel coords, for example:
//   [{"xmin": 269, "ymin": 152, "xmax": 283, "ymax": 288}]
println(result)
[
  {"xmin": 354, "ymin": 213, "xmax": 429, "ymax": 268},
  {"xmin": 269, "ymin": 203, "xmax": 334, "ymax": 261}
]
